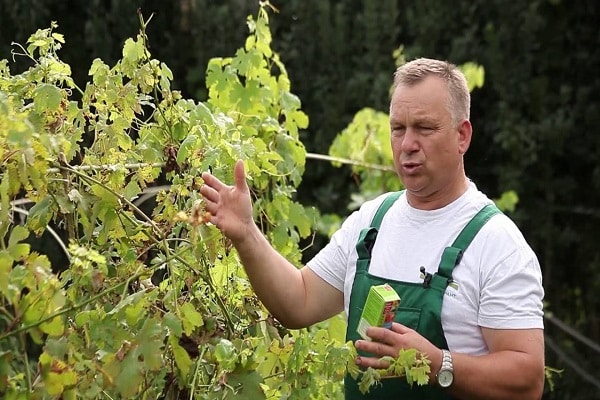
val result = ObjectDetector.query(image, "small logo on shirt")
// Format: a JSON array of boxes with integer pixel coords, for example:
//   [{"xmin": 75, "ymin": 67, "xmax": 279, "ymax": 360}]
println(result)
[{"xmin": 445, "ymin": 280, "xmax": 459, "ymax": 299}]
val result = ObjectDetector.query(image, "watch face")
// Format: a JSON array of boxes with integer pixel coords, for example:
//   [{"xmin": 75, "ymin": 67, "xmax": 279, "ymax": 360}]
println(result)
[{"xmin": 438, "ymin": 370, "xmax": 454, "ymax": 388}]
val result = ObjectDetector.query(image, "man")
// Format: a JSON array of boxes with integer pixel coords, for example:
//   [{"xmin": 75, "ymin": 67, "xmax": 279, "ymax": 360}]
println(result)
[{"xmin": 200, "ymin": 58, "xmax": 545, "ymax": 399}]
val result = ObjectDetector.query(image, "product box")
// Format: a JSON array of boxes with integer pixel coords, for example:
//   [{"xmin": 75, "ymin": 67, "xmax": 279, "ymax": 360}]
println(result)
[{"xmin": 356, "ymin": 284, "xmax": 401, "ymax": 340}]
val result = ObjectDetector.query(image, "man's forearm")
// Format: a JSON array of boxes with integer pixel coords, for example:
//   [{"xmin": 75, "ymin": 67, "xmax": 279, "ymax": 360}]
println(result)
[{"xmin": 232, "ymin": 222, "xmax": 312, "ymax": 328}]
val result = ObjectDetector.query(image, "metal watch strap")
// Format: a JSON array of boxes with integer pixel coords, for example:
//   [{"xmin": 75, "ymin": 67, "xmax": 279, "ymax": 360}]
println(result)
[
  {"xmin": 436, "ymin": 349, "xmax": 454, "ymax": 388},
  {"xmin": 441, "ymin": 349, "xmax": 453, "ymax": 371}
]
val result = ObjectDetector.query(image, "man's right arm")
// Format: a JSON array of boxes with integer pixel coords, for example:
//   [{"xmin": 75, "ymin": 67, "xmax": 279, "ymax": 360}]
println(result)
[
  {"xmin": 200, "ymin": 160, "xmax": 343, "ymax": 328},
  {"xmin": 233, "ymin": 222, "xmax": 344, "ymax": 328}
]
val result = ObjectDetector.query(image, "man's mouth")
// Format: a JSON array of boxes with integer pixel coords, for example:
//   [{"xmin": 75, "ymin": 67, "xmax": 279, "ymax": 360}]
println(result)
[{"xmin": 401, "ymin": 161, "xmax": 422, "ymax": 174}]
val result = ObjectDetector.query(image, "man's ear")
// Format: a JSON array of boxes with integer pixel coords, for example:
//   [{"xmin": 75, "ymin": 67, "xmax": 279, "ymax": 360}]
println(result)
[{"xmin": 457, "ymin": 119, "xmax": 472, "ymax": 154}]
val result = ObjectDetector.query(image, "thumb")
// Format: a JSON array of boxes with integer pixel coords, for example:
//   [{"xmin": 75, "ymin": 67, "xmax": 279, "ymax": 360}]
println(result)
[{"xmin": 234, "ymin": 159, "xmax": 249, "ymax": 192}]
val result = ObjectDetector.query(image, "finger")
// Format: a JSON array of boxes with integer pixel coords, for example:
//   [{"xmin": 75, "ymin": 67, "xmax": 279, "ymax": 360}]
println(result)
[
  {"xmin": 233, "ymin": 159, "xmax": 249, "ymax": 193},
  {"xmin": 201, "ymin": 170, "xmax": 227, "ymax": 192},
  {"xmin": 355, "ymin": 338, "xmax": 394, "ymax": 358},
  {"xmin": 203, "ymin": 198, "xmax": 218, "ymax": 215},
  {"xmin": 355, "ymin": 355, "xmax": 391, "ymax": 370},
  {"xmin": 200, "ymin": 184, "xmax": 219, "ymax": 203},
  {"xmin": 366, "ymin": 326, "xmax": 396, "ymax": 343},
  {"xmin": 390, "ymin": 322, "xmax": 411, "ymax": 334}
]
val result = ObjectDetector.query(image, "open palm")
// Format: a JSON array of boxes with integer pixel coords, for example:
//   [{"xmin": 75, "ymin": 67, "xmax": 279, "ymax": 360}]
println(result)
[{"xmin": 200, "ymin": 160, "xmax": 254, "ymax": 244}]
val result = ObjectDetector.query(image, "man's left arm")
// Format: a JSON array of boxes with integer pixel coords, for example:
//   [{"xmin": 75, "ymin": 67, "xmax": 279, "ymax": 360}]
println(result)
[{"xmin": 448, "ymin": 327, "xmax": 545, "ymax": 400}]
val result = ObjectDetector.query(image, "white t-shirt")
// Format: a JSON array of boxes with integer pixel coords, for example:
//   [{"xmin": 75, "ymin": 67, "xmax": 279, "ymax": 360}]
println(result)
[{"xmin": 306, "ymin": 183, "xmax": 544, "ymax": 355}]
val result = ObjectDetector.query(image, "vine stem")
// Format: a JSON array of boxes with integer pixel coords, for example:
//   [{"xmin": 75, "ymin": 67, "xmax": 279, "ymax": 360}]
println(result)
[
  {"xmin": 11, "ymin": 206, "xmax": 70, "ymax": 261},
  {"xmin": 305, "ymin": 152, "xmax": 395, "ymax": 172},
  {"xmin": 0, "ymin": 271, "xmax": 139, "ymax": 341},
  {"xmin": 46, "ymin": 162, "xmax": 165, "ymax": 174},
  {"xmin": 61, "ymin": 165, "xmax": 164, "ymax": 238},
  {"xmin": 19, "ymin": 331, "xmax": 32, "ymax": 392},
  {"xmin": 42, "ymin": 154, "xmax": 392, "ymax": 176}
]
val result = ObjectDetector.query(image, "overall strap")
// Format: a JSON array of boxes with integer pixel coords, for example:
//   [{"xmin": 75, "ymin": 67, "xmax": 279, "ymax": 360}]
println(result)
[
  {"xmin": 371, "ymin": 191, "xmax": 403, "ymax": 229},
  {"xmin": 436, "ymin": 203, "xmax": 502, "ymax": 279},
  {"xmin": 355, "ymin": 191, "xmax": 403, "ymax": 264}
]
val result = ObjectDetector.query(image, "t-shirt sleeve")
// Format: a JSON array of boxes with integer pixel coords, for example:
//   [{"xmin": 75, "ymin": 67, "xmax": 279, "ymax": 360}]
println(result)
[
  {"xmin": 306, "ymin": 196, "xmax": 385, "ymax": 292},
  {"xmin": 305, "ymin": 228, "xmax": 350, "ymax": 292},
  {"xmin": 478, "ymin": 222, "xmax": 545, "ymax": 329}
]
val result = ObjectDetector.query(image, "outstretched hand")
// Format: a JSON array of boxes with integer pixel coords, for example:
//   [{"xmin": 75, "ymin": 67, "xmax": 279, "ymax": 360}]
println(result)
[{"xmin": 200, "ymin": 160, "xmax": 254, "ymax": 244}]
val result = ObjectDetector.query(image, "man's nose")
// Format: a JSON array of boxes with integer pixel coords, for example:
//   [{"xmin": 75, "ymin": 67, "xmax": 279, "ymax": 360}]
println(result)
[{"xmin": 401, "ymin": 128, "xmax": 419, "ymax": 152}]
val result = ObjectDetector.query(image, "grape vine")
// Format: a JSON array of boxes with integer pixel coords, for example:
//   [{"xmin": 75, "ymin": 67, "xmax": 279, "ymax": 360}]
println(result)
[
  {"xmin": 0, "ymin": 3, "xmax": 439, "ymax": 399},
  {"xmin": 0, "ymin": 3, "xmax": 355, "ymax": 398}
]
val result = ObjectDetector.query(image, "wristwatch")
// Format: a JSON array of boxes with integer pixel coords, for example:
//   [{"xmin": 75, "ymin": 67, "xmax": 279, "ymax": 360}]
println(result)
[{"xmin": 436, "ymin": 349, "xmax": 454, "ymax": 388}]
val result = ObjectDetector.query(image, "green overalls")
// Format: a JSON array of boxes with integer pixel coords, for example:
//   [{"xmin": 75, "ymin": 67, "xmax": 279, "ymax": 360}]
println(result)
[{"xmin": 344, "ymin": 191, "xmax": 501, "ymax": 399}]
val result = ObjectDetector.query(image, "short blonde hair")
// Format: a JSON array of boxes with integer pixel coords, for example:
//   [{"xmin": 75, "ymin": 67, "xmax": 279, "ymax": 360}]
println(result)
[{"xmin": 393, "ymin": 58, "xmax": 470, "ymax": 124}]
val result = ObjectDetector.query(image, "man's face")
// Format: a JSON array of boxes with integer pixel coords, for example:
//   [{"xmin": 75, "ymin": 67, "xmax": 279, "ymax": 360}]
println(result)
[{"xmin": 389, "ymin": 75, "xmax": 471, "ymax": 209}]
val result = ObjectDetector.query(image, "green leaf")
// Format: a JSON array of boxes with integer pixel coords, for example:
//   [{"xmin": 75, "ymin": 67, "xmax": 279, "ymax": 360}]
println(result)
[
  {"xmin": 89, "ymin": 58, "xmax": 109, "ymax": 84},
  {"xmin": 232, "ymin": 48, "xmax": 264, "ymax": 77},
  {"xmin": 0, "ymin": 250, "xmax": 13, "ymax": 296},
  {"xmin": 459, "ymin": 62, "xmax": 485, "ymax": 91},
  {"xmin": 326, "ymin": 314, "xmax": 347, "ymax": 344},
  {"xmin": 44, "ymin": 337, "xmax": 69, "ymax": 359},
  {"xmin": 108, "ymin": 290, "xmax": 148, "ymax": 316},
  {"xmin": 215, "ymin": 339, "xmax": 237, "ymax": 371},
  {"xmin": 45, "ymin": 370, "xmax": 77, "ymax": 396},
  {"xmin": 170, "ymin": 336, "xmax": 192, "ymax": 380},
  {"xmin": 40, "ymin": 315, "xmax": 65, "ymax": 337},
  {"xmin": 33, "ymin": 84, "xmax": 62, "ymax": 112},
  {"xmin": 179, "ymin": 302, "xmax": 204, "ymax": 336},
  {"xmin": 124, "ymin": 300, "xmax": 145, "ymax": 326},
  {"xmin": 137, "ymin": 318, "xmax": 164, "ymax": 370},
  {"xmin": 329, "ymin": 108, "xmax": 392, "ymax": 168},
  {"xmin": 227, "ymin": 368, "xmax": 266, "ymax": 399},
  {"xmin": 280, "ymin": 91, "xmax": 301, "ymax": 111},
  {"xmin": 494, "ymin": 190, "xmax": 519, "ymax": 213},
  {"xmin": 206, "ymin": 58, "xmax": 235, "ymax": 94},
  {"xmin": 287, "ymin": 109, "xmax": 309, "ymax": 130},
  {"xmin": 74, "ymin": 310, "xmax": 90, "ymax": 327},
  {"xmin": 190, "ymin": 102, "xmax": 215, "ymax": 125},
  {"xmin": 159, "ymin": 62, "xmax": 174, "ymax": 90},
  {"xmin": 172, "ymin": 122, "xmax": 187, "ymax": 141},
  {"xmin": 164, "ymin": 312, "xmax": 183, "ymax": 337},
  {"xmin": 8, "ymin": 225, "xmax": 29, "ymax": 246},
  {"xmin": 176, "ymin": 134, "xmax": 198, "ymax": 165},
  {"xmin": 27, "ymin": 196, "xmax": 53, "ymax": 235},
  {"xmin": 123, "ymin": 180, "xmax": 141, "ymax": 201},
  {"xmin": 359, "ymin": 368, "xmax": 381, "ymax": 394},
  {"xmin": 116, "ymin": 351, "xmax": 144, "ymax": 398},
  {"xmin": 288, "ymin": 202, "xmax": 312, "ymax": 238},
  {"xmin": 230, "ymin": 79, "xmax": 264, "ymax": 114},
  {"xmin": 7, "ymin": 242, "xmax": 29, "ymax": 262},
  {"xmin": 122, "ymin": 38, "xmax": 144, "ymax": 65},
  {"xmin": 51, "ymin": 32, "xmax": 65, "ymax": 43},
  {"xmin": 22, "ymin": 293, "xmax": 47, "ymax": 325}
]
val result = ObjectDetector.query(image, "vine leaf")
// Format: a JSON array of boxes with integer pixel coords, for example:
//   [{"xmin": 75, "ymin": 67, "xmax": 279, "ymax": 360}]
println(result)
[
  {"xmin": 33, "ymin": 84, "xmax": 63, "ymax": 112},
  {"xmin": 180, "ymin": 302, "xmax": 204, "ymax": 336},
  {"xmin": 227, "ymin": 368, "xmax": 266, "ymax": 399}
]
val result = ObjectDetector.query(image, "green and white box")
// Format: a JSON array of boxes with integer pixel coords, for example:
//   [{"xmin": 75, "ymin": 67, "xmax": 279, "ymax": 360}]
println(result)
[{"xmin": 357, "ymin": 284, "xmax": 401, "ymax": 340}]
